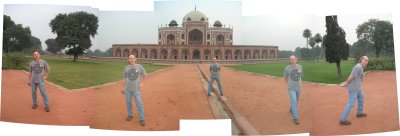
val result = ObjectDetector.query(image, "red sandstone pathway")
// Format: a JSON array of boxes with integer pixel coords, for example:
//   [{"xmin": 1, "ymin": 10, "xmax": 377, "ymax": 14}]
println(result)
[
  {"xmin": 1, "ymin": 70, "xmax": 95, "ymax": 126},
  {"xmin": 90, "ymin": 65, "xmax": 214, "ymax": 131},
  {"xmin": 199, "ymin": 64, "xmax": 311, "ymax": 135},
  {"xmin": 309, "ymin": 71, "xmax": 399, "ymax": 135},
  {"xmin": 199, "ymin": 64, "xmax": 399, "ymax": 135}
]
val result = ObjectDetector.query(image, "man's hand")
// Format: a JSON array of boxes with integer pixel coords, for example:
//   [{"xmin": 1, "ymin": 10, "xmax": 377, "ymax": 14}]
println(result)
[
  {"xmin": 27, "ymin": 81, "xmax": 31, "ymax": 86},
  {"xmin": 139, "ymin": 83, "xmax": 144, "ymax": 88},
  {"xmin": 341, "ymin": 82, "xmax": 348, "ymax": 87},
  {"xmin": 121, "ymin": 90, "xmax": 125, "ymax": 95},
  {"xmin": 44, "ymin": 75, "xmax": 48, "ymax": 80}
]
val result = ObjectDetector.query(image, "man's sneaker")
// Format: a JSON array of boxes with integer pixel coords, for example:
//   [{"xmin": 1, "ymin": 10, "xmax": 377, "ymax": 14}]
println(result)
[
  {"xmin": 140, "ymin": 120, "xmax": 145, "ymax": 126},
  {"xmin": 356, "ymin": 113, "xmax": 367, "ymax": 118},
  {"xmin": 340, "ymin": 120, "xmax": 351, "ymax": 125},
  {"xmin": 208, "ymin": 94, "xmax": 210, "ymax": 97},
  {"xmin": 45, "ymin": 107, "xmax": 50, "ymax": 112},
  {"xmin": 293, "ymin": 119, "xmax": 299, "ymax": 125},
  {"xmin": 32, "ymin": 105, "xmax": 37, "ymax": 109},
  {"xmin": 126, "ymin": 116, "xmax": 133, "ymax": 121},
  {"xmin": 220, "ymin": 93, "xmax": 224, "ymax": 96}
]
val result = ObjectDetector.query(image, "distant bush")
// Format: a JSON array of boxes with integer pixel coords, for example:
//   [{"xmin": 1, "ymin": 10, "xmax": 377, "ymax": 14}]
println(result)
[
  {"xmin": 365, "ymin": 58, "xmax": 395, "ymax": 70},
  {"xmin": 2, "ymin": 52, "xmax": 30, "ymax": 70}
]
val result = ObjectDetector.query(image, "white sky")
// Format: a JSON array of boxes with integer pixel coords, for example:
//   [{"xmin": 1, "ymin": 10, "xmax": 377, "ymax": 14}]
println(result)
[{"xmin": 1, "ymin": 0, "xmax": 394, "ymax": 52}]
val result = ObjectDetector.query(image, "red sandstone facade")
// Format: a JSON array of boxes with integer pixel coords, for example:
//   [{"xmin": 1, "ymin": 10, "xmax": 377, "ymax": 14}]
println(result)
[{"xmin": 112, "ymin": 9, "xmax": 278, "ymax": 62}]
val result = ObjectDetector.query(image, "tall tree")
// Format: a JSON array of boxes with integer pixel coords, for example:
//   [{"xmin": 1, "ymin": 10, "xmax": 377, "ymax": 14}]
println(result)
[
  {"xmin": 45, "ymin": 38, "xmax": 61, "ymax": 55},
  {"xmin": 3, "ymin": 15, "xmax": 33, "ymax": 53},
  {"xmin": 303, "ymin": 29, "xmax": 312, "ymax": 48},
  {"xmin": 23, "ymin": 36, "xmax": 42, "ymax": 54},
  {"xmin": 356, "ymin": 19, "xmax": 393, "ymax": 58},
  {"xmin": 49, "ymin": 11, "xmax": 99, "ymax": 61},
  {"xmin": 323, "ymin": 15, "xmax": 349, "ymax": 79},
  {"xmin": 309, "ymin": 37, "xmax": 316, "ymax": 48},
  {"xmin": 314, "ymin": 33, "xmax": 323, "ymax": 60}
]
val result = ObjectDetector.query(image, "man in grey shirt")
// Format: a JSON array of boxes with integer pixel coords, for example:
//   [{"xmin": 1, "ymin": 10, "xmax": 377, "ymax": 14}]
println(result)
[
  {"xmin": 339, "ymin": 56, "xmax": 369, "ymax": 125},
  {"xmin": 122, "ymin": 55, "xmax": 147, "ymax": 126},
  {"xmin": 284, "ymin": 55, "xmax": 303, "ymax": 125},
  {"xmin": 207, "ymin": 57, "xmax": 224, "ymax": 96},
  {"xmin": 27, "ymin": 51, "xmax": 51, "ymax": 112}
]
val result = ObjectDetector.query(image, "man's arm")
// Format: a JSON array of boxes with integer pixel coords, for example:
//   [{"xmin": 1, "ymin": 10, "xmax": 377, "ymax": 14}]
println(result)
[
  {"xmin": 44, "ymin": 66, "xmax": 50, "ymax": 80},
  {"xmin": 343, "ymin": 75, "xmax": 355, "ymax": 87},
  {"xmin": 27, "ymin": 72, "xmax": 32, "ymax": 86}
]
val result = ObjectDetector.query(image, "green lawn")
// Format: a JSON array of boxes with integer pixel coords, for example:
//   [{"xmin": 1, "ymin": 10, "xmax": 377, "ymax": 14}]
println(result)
[
  {"xmin": 44, "ymin": 58, "xmax": 169, "ymax": 89},
  {"xmin": 228, "ymin": 61, "xmax": 357, "ymax": 84}
]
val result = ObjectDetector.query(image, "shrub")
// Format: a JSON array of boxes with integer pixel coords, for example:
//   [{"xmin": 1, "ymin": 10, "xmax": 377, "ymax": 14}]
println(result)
[
  {"xmin": 365, "ymin": 58, "xmax": 395, "ymax": 70},
  {"xmin": 2, "ymin": 52, "xmax": 30, "ymax": 70}
]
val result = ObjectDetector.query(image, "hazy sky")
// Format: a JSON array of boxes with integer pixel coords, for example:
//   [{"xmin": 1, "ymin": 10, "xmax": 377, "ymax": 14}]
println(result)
[{"xmin": 1, "ymin": 0, "xmax": 395, "ymax": 52}]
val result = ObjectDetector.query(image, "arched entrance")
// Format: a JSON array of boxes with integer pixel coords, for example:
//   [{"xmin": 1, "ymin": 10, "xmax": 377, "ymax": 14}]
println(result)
[
  {"xmin": 115, "ymin": 48, "xmax": 121, "ymax": 57},
  {"xmin": 167, "ymin": 34, "xmax": 175, "ymax": 45},
  {"xmin": 188, "ymin": 29, "xmax": 203, "ymax": 45},
  {"xmin": 192, "ymin": 49, "xmax": 200, "ymax": 60}
]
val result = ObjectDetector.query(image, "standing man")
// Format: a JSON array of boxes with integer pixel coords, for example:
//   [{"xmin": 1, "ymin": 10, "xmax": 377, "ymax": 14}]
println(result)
[
  {"xmin": 207, "ymin": 57, "xmax": 224, "ymax": 96},
  {"xmin": 284, "ymin": 55, "xmax": 303, "ymax": 125},
  {"xmin": 339, "ymin": 56, "xmax": 369, "ymax": 125},
  {"xmin": 28, "ymin": 51, "xmax": 51, "ymax": 112},
  {"xmin": 122, "ymin": 55, "xmax": 147, "ymax": 126}
]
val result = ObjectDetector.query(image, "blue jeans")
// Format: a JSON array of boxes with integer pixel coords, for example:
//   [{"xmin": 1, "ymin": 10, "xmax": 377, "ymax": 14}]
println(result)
[
  {"xmin": 207, "ymin": 77, "xmax": 224, "ymax": 95},
  {"xmin": 125, "ymin": 89, "xmax": 145, "ymax": 120},
  {"xmin": 289, "ymin": 89, "xmax": 301, "ymax": 120},
  {"xmin": 31, "ymin": 82, "xmax": 49, "ymax": 107},
  {"xmin": 340, "ymin": 90, "xmax": 365, "ymax": 121}
]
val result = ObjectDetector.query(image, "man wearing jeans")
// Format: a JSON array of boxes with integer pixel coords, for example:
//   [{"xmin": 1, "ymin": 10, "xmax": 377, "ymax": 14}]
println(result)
[
  {"xmin": 339, "ymin": 56, "xmax": 369, "ymax": 125},
  {"xmin": 207, "ymin": 57, "xmax": 224, "ymax": 96},
  {"xmin": 284, "ymin": 55, "xmax": 303, "ymax": 125},
  {"xmin": 122, "ymin": 55, "xmax": 147, "ymax": 126},
  {"xmin": 27, "ymin": 51, "xmax": 51, "ymax": 112}
]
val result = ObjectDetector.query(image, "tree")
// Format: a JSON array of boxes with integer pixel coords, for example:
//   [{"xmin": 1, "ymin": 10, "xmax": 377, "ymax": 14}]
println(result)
[
  {"xmin": 45, "ymin": 39, "xmax": 61, "ymax": 55},
  {"xmin": 49, "ymin": 11, "xmax": 99, "ymax": 61},
  {"xmin": 300, "ymin": 48, "xmax": 313, "ymax": 60},
  {"xmin": 3, "ymin": 15, "xmax": 33, "ymax": 53},
  {"xmin": 303, "ymin": 29, "xmax": 312, "ymax": 48},
  {"xmin": 278, "ymin": 50, "xmax": 294, "ymax": 58},
  {"xmin": 323, "ymin": 15, "xmax": 349, "ymax": 79},
  {"xmin": 23, "ymin": 36, "xmax": 42, "ymax": 54},
  {"xmin": 104, "ymin": 47, "xmax": 113, "ymax": 57},
  {"xmin": 314, "ymin": 33, "xmax": 323, "ymax": 60},
  {"xmin": 356, "ymin": 19, "xmax": 393, "ymax": 58},
  {"xmin": 309, "ymin": 37, "xmax": 316, "ymax": 48}
]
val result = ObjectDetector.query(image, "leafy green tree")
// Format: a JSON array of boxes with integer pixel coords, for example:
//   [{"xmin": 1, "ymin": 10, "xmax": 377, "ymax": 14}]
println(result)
[
  {"xmin": 356, "ymin": 19, "xmax": 393, "ymax": 58},
  {"xmin": 45, "ymin": 38, "xmax": 61, "ymax": 55},
  {"xmin": 49, "ymin": 11, "xmax": 99, "ymax": 61},
  {"xmin": 309, "ymin": 37, "xmax": 316, "ymax": 48},
  {"xmin": 278, "ymin": 50, "xmax": 294, "ymax": 58},
  {"xmin": 23, "ymin": 36, "xmax": 42, "ymax": 54},
  {"xmin": 323, "ymin": 15, "xmax": 349, "ymax": 79},
  {"xmin": 3, "ymin": 15, "xmax": 33, "ymax": 53},
  {"xmin": 303, "ymin": 29, "xmax": 312, "ymax": 48}
]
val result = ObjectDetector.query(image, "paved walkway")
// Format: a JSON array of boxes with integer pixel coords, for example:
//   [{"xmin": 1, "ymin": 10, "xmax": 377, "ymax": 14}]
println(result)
[
  {"xmin": 90, "ymin": 65, "xmax": 214, "ymax": 131},
  {"xmin": 199, "ymin": 65, "xmax": 399, "ymax": 135},
  {"xmin": 1, "ymin": 70, "xmax": 95, "ymax": 126}
]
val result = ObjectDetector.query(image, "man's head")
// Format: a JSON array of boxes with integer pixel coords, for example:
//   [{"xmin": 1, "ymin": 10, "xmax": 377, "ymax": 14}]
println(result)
[
  {"xmin": 289, "ymin": 55, "xmax": 297, "ymax": 65},
  {"xmin": 212, "ymin": 57, "xmax": 217, "ymax": 63},
  {"xmin": 358, "ymin": 56, "xmax": 369, "ymax": 67},
  {"xmin": 33, "ymin": 51, "xmax": 40, "ymax": 60},
  {"xmin": 129, "ymin": 55, "xmax": 136, "ymax": 64}
]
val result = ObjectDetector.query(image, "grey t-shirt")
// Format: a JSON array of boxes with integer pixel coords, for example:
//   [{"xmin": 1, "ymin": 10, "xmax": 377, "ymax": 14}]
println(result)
[
  {"xmin": 348, "ymin": 63, "xmax": 363, "ymax": 92},
  {"xmin": 124, "ymin": 64, "xmax": 147, "ymax": 91},
  {"xmin": 210, "ymin": 63, "xmax": 221, "ymax": 78},
  {"xmin": 284, "ymin": 64, "xmax": 303, "ymax": 91},
  {"xmin": 29, "ymin": 59, "xmax": 49, "ymax": 84}
]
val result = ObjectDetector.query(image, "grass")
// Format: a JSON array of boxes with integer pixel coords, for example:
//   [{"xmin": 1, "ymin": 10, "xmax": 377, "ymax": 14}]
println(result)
[
  {"xmin": 44, "ymin": 58, "xmax": 170, "ymax": 89},
  {"xmin": 228, "ymin": 60, "xmax": 357, "ymax": 84}
]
